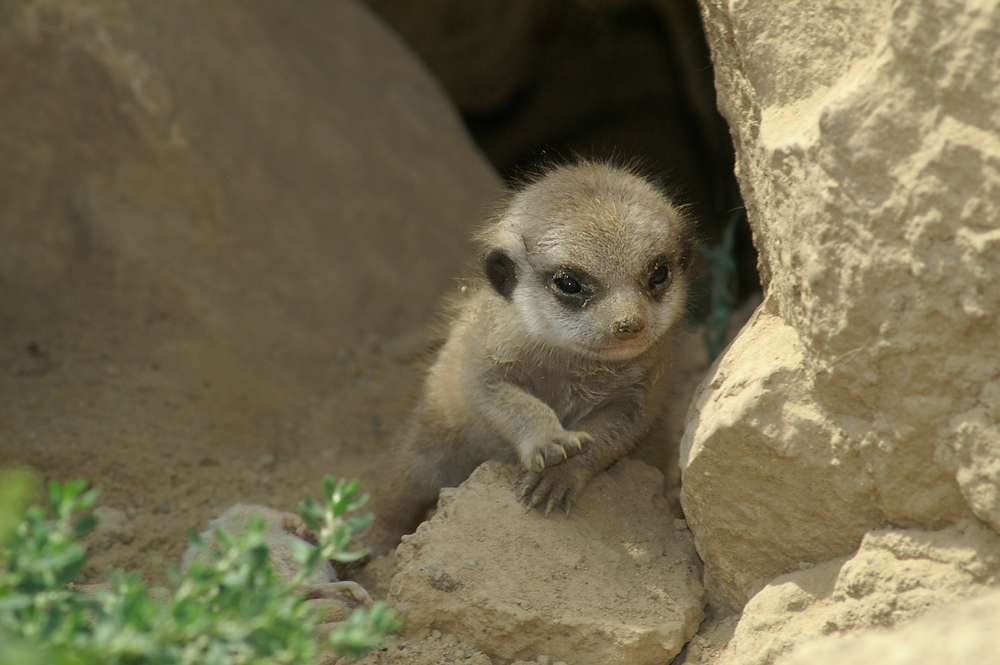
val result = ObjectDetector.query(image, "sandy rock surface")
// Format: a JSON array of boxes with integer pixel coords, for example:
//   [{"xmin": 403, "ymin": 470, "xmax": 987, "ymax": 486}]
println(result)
[
  {"xmin": 714, "ymin": 520, "xmax": 1000, "ymax": 665},
  {"xmin": 387, "ymin": 461, "xmax": 705, "ymax": 665},
  {"xmin": 775, "ymin": 585, "xmax": 1000, "ymax": 665},
  {"xmin": 361, "ymin": 0, "xmax": 547, "ymax": 114},
  {"xmin": 685, "ymin": 0, "xmax": 1000, "ymax": 611},
  {"xmin": 0, "ymin": 0, "xmax": 499, "ymax": 585},
  {"xmin": 88, "ymin": 506, "xmax": 136, "ymax": 550}
]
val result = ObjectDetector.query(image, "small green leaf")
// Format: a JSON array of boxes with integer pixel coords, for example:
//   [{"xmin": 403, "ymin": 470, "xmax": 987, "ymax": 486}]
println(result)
[
  {"xmin": 298, "ymin": 495, "xmax": 323, "ymax": 531},
  {"xmin": 321, "ymin": 476, "xmax": 336, "ymax": 503},
  {"xmin": 0, "ymin": 471, "xmax": 395, "ymax": 664},
  {"xmin": 288, "ymin": 536, "xmax": 313, "ymax": 567},
  {"xmin": 72, "ymin": 514, "xmax": 98, "ymax": 540},
  {"xmin": 328, "ymin": 548, "xmax": 369, "ymax": 564},
  {"xmin": 343, "ymin": 514, "xmax": 374, "ymax": 533}
]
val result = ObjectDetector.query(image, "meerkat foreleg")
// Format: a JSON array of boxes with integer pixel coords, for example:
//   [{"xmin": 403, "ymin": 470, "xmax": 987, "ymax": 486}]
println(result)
[
  {"xmin": 365, "ymin": 410, "xmax": 485, "ymax": 555},
  {"xmin": 474, "ymin": 378, "xmax": 594, "ymax": 473},
  {"xmin": 519, "ymin": 391, "xmax": 650, "ymax": 515}
]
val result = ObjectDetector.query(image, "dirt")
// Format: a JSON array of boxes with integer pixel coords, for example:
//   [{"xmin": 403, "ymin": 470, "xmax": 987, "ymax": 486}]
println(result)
[{"xmin": 385, "ymin": 461, "xmax": 705, "ymax": 664}]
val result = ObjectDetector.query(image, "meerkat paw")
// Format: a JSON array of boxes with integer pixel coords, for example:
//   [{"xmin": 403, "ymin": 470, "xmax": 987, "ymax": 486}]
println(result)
[
  {"xmin": 522, "ymin": 429, "xmax": 594, "ymax": 473},
  {"xmin": 518, "ymin": 460, "xmax": 593, "ymax": 517}
]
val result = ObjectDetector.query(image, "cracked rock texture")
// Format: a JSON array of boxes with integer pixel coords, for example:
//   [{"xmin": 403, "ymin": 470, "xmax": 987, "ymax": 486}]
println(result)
[
  {"xmin": 714, "ymin": 520, "xmax": 1000, "ymax": 665},
  {"xmin": 387, "ymin": 461, "xmax": 705, "ymax": 665},
  {"xmin": 683, "ymin": 0, "xmax": 1000, "ymax": 611},
  {"xmin": 774, "ymin": 584, "xmax": 1000, "ymax": 665}
]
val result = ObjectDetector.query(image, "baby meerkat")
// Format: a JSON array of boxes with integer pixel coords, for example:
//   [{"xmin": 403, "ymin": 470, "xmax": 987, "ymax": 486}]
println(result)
[{"xmin": 366, "ymin": 161, "xmax": 693, "ymax": 555}]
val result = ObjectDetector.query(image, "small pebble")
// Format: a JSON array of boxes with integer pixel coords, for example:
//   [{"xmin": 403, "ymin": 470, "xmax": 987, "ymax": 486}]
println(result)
[{"xmin": 91, "ymin": 506, "xmax": 135, "ymax": 547}]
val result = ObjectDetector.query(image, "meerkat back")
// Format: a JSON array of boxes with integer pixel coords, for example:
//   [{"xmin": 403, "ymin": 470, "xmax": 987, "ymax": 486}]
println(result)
[{"xmin": 365, "ymin": 161, "xmax": 693, "ymax": 555}]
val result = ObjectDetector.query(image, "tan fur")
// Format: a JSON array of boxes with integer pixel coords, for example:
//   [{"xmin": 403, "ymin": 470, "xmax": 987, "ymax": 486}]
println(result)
[{"xmin": 366, "ymin": 161, "xmax": 693, "ymax": 555}]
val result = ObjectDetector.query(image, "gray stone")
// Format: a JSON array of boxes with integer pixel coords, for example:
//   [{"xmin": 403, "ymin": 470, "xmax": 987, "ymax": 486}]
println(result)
[{"xmin": 389, "ymin": 460, "xmax": 705, "ymax": 665}]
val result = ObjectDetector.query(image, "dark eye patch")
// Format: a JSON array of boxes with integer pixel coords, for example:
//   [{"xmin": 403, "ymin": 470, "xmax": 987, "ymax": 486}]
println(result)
[
  {"xmin": 648, "ymin": 262, "xmax": 670, "ymax": 289},
  {"xmin": 549, "ymin": 267, "xmax": 596, "ymax": 306}
]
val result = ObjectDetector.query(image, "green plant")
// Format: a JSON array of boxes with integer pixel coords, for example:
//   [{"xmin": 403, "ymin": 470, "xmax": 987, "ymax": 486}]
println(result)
[{"xmin": 0, "ymin": 469, "xmax": 399, "ymax": 665}]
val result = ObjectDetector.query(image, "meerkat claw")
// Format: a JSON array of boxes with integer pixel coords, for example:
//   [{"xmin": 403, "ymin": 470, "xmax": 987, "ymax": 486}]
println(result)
[
  {"xmin": 518, "ymin": 473, "xmax": 545, "ymax": 508},
  {"xmin": 561, "ymin": 489, "xmax": 575, "ymax": 516}
]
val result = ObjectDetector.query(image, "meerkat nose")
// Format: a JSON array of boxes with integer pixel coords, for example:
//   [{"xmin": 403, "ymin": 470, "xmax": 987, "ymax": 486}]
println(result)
[{"xmin": 613, "ymin": 315, "xmax": 646, "ymax": 339}]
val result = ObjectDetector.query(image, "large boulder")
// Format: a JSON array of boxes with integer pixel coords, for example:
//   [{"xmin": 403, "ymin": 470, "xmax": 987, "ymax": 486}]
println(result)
[
  {"xmin": 388, "ymin": 461, "xmax": 706, "ymax": 665},
  {"xmin": 775, "ymin": 585, "xmax": 1000, "ymax": 665},
  {"xmin": 683, "ymin": 0, "xmax": 1000, "ymax": 611},
  {"xmin": 360, "ymin": 0, "xmax": 547, "ymax": 114},
  {"xmin": 0, "ymin": 0, "xmax": 499, "ymax": 580},
  {"xmin": 716, "ymin": 520, "xmax": 1000, "ymax": 665}
]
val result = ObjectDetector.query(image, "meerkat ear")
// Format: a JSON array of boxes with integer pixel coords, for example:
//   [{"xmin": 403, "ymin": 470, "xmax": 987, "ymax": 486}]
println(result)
[{"xmin": 483, "ymin": 248, "xmax": 517, "ymax": 299}]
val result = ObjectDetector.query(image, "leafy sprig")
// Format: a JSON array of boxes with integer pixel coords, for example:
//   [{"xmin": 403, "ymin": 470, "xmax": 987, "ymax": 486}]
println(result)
[{"xmin": 0, "ymin": 469, "xmax": 398, "ymax": 665}]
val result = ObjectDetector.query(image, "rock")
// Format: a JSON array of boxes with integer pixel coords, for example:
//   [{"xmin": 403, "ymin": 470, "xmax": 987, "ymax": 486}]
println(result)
[
  {"xmin": 362, "ymin": 0, "xmax": 734, "ymax": 226},
  {"xmin": 775, "ymin": 586, "xmax": 1000, "ymax": 665},
  {"xmin": 948, "ymin": 402, "xmax": 1000, "ymax": 533},
  {"xmin": 684, "ymin": 0, "xmax": 1000, "ymax": 611},
  {"xmin": 715, "ymin": 521, "xmax": 1000, "ymax": 665},
  {"xmin": 0, "ymin": 0, "xmax": 499, "ymax": 581},
  {"xmin": 388, "ymin": 460, "xmax": 705, "ymax": 665},
  {"xmin": 676, "ymin": 614, "xmax": 738, "ymax": 665},
  {"xmin": 352, "ymin": 550, "xmax": 397, "ymax": 600},
  {"xmin": 184, "ymin": 504, "xmax": 372, "ymax": 621},
  {"xmin": 361, "ymin": 0, "xmax": 547, "ymax": 113},
  {"xmin": 182, "ymin": 504, "xmax": 330, "ymax": 585},
  {"xmin": 90, "ymin": 506, "xmax": 135, "ymax": 548}
]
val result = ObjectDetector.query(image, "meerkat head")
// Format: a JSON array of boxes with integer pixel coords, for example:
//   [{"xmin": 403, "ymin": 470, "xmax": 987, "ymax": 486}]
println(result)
[{"xmin": 480, "ymin": 161, "xmax": 693, "ymax": 362}]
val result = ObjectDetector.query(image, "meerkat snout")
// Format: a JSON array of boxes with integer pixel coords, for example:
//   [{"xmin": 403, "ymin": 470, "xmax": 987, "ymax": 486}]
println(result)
[
  {"xmin": 364, "ymin": 160, "xmax": 694, "ymax": 555},
  {"xmin": 613, "ymin": 314, "xmax": 645, "ymax": 339}
]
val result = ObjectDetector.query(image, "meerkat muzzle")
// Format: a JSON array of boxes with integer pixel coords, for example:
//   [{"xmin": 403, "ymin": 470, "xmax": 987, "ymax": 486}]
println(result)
[{"xmin": 613, "ymin": 315, "xmax": 646, "ymax": 339}]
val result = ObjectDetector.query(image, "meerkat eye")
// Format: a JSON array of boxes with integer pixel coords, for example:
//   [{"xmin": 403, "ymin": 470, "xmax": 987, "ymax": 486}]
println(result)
[
  {"xmin": 554, "ymin": 274, "xmax": 582, "ymax": 294},
  {"xmin": 648, "ymin": 263, "xmax": 670, "ymax": 290}
]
